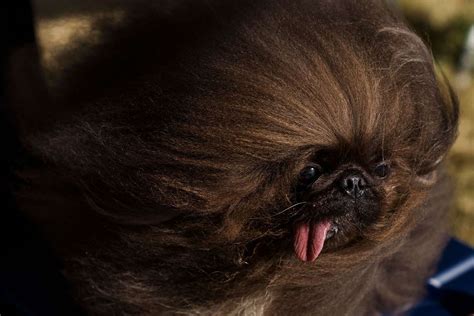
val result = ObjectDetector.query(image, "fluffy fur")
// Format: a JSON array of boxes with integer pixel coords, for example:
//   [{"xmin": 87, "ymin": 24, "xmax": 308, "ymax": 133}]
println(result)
[{"xmin": 16, "ymin": 0, "xmax": 459, "ymax": 315}]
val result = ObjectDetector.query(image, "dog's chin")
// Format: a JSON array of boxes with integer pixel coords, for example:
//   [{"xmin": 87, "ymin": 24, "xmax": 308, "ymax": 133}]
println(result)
[
  {"xmin": 245, "ymin": 208, "xmax": 377, "ymax": 266},
  {"xmin": 241, "ymin": 220, "xmax": 357, "ymax": 268}
]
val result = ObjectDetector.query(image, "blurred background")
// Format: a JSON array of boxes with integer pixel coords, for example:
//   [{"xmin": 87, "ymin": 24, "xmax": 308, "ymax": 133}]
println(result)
[{"xmin": 32, "ymin": 0, "xmax": 474, "ymax": 244}]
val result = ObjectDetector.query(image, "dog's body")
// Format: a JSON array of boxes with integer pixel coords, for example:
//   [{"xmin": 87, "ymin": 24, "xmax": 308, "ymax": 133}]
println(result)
[{"xmin": 15, "ymin": 0, "xmax": 458, "ymax": 315}]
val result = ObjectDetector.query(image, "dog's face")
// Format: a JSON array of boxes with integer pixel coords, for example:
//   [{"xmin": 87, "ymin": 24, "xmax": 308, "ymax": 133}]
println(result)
[
  {"xmin": 287, "ymin": 140, "xmax": 443, "ymax": 263},
  {"xmin": 24, "ymin": 0, "xmax": 459, "ymax": 314},
  {"xmin": 290, "ymin": 150, "xmax": 390, "ymax": 262}
]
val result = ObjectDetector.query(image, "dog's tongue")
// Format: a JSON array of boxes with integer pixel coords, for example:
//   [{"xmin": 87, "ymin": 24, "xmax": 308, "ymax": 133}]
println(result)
[{"xmin": 293, "ymin": 221, "xmax": 331, "ymax": 262}]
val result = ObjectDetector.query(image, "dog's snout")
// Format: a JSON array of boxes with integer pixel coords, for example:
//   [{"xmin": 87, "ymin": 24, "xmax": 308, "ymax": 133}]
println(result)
[{"xmin": 340, "ymin": 173, "xmax": 367, "ymax": 198}]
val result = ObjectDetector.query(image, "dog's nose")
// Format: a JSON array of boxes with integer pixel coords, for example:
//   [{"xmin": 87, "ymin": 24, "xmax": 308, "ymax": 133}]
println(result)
[{"xmin": 340, "ymin": 173, "xmax": 367, "ymax": 198}]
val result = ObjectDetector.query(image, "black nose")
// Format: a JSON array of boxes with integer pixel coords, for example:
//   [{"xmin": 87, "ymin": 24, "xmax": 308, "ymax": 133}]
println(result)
[{"xmin": 340, "ymin": 173, "xmax": 367, "ymax": 198}]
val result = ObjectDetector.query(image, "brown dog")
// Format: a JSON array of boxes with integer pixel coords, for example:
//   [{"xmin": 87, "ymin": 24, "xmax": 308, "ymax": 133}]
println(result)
[{"xmin": 16, "ymin": 0, "xmax": 459, "ymax": 314}]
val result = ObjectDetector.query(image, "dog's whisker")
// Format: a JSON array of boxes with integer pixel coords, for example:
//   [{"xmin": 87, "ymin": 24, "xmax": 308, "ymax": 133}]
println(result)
[{"xmin": 273, "ymin": 202, "xmax": 307, "ymax": 217}]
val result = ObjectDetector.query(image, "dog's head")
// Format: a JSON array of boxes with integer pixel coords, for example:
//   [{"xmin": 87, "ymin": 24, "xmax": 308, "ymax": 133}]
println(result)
[{"xmin": 24, "ymin": 0, "xmax": 459, "ymax": 313}]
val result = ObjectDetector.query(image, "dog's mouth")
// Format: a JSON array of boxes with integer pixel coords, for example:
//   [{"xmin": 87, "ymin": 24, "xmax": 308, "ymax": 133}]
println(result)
[
  {"xmin": 287, "ymin": 194, "xmax": 380, "ymax": 262},
  {"xmin": 293, "ymin": 220, "xmax": 339, "ymax": 262},
  {"xmin": 289, "ymin": 205, "xmax": 376, "ymax": 262}
]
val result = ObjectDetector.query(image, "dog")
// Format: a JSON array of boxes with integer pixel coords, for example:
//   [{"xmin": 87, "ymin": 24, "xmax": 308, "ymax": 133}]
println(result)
[{"xmin": 15, "ymin": 0, "xmax": 459, "ymax": 314}]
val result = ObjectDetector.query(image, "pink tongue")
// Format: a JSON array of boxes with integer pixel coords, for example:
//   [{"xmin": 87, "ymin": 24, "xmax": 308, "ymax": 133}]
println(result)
[{"xmin": 293, "ymin": 221, "xmax": 331, "ymax": 262}]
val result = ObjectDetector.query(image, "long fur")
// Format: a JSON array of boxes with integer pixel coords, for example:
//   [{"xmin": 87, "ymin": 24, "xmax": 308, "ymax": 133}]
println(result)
[{"xmin": 16, "ymin": 0, "xmax": 458, "ymax": 315}]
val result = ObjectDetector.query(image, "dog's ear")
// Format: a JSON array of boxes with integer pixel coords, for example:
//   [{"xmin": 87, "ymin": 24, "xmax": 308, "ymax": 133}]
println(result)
[
  {"xmin": 415, "ymin": 155, "xmax": 443, "ymax": 186},
  {"xmin": 416, "ymin": 63, "xmax": 460, "ymax": 186},
  {"xmin": 436, "ymin": 67, "xmax": 460, "ymax": 144}
]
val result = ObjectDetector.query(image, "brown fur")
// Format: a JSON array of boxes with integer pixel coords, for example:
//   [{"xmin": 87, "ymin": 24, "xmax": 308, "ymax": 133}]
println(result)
[{"xmin": 15, "ymin": 0, "xmax": 459, "ymax": 315}]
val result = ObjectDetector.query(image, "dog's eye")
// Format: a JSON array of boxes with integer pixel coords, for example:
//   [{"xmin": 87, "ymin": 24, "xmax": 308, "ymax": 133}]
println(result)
[
  {"xmin": 374, "ymin": 162, "xmax": 390, "ymax": 178},
  {"xmin": 298, "ymin": 164, "xmax": 322, "ymax": 186}
]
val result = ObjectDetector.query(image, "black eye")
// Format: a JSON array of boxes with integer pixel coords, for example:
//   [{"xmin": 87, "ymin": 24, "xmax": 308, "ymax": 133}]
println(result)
[
  {"xmin": 298, "ymin": 164, "xmax": 322, "ymax": 186},
  {"xmin": 374, "ymin": 162, "xmax": 390, "ymax": 178}
]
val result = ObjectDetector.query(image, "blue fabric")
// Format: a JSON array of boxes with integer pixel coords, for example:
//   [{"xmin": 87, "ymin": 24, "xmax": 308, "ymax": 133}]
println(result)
[{"xmin": 407, "ymin": 239, "xmax": 474, "ymax": 315}]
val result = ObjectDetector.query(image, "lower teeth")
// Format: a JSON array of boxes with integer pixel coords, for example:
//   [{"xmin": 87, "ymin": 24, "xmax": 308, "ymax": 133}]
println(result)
[{"xmin": 325, "ymin": 226, "xmax": 338, "ymax": 240}]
